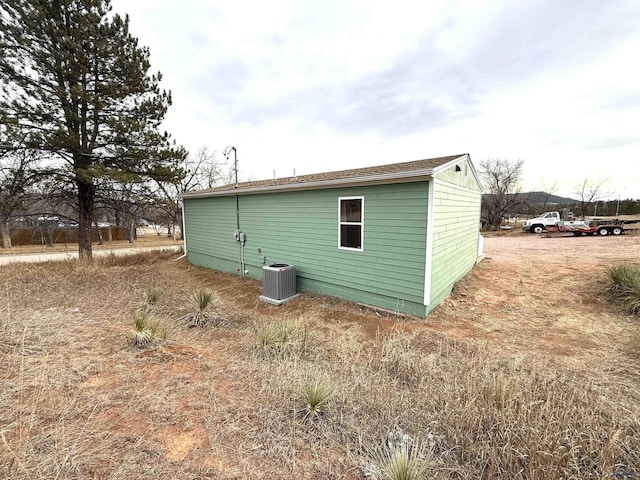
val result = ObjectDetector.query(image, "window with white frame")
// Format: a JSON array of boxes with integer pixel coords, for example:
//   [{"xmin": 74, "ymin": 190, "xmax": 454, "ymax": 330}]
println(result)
[{"xmin": 338, "ymin": 196, "xmax": 363, "ymax": 251}]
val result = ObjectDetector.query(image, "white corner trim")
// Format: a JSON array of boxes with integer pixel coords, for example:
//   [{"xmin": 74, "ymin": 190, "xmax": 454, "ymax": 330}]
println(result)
[{"xmin": 423, "ymin": 179, "xmax": 436, "ymax": 306}]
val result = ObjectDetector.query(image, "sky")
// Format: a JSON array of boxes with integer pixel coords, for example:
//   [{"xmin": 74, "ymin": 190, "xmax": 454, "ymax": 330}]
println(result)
[{"xmin": 110, "ymin": 0, "xmax": 640, "ymax": 200}]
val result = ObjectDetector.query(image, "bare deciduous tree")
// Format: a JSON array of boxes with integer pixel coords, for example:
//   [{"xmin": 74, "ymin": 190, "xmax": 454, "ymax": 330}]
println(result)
[
  {"xmin": 575, "ymin": 178, "xmax": 608, "ymax": 217},
  {"xmin": 0, "ymin": 150, "xmax": 40, "ymax": 248},
  {"xmin": 100, "ymin": 180, "xmax": 154, "ymax": 243},
  {"xmin": 152, "ymin": 146, "xmax": 230, "ymax": 240},
  {"xmin": 479, "ymin": 158, "xmax": 526, "ymax": 230},
  {"xmin": 538, "ymin": 179, "xmax": 559, "ymax": 212}
]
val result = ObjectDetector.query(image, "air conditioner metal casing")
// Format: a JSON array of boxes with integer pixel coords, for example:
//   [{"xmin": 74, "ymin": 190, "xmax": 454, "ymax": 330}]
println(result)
[{"xmin": 260, "ymin": 264, "xmax": 299, "ymax": 305}]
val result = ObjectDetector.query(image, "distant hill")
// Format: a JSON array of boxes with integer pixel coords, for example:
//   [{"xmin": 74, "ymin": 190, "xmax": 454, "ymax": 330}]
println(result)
[
  {"xmin": 482, "ymin": 191, "xmax": 578, "ymax": 206},
  {"xmin": 482, "ymin": 191, "xmax": 579, "ymax": 219},
  {"xmin": 482, "ymin": 191, "xmax": 640, "ymax": 218},
  {"xmin": 521, "ymin": 191, "xmax": 578, "ymax": 205}
]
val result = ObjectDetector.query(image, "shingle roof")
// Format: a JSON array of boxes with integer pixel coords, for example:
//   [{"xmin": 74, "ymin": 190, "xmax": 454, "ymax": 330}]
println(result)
[{"xmin": 183, "ymin": 153, "xmax": 467, "ymax": 198}]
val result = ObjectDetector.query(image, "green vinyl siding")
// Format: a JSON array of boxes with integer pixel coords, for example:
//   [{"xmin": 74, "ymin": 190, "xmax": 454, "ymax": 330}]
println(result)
[
  {"xmin": 184, "ymin": 196, "xmax": 241, "ymax": 273},
  {"xmin": 184, "ymin": 182, "xmax": 429, "ymax": 317},
  {"xmin": 427, "ymin": 172, "xmax": 481, "ymax": 314}
]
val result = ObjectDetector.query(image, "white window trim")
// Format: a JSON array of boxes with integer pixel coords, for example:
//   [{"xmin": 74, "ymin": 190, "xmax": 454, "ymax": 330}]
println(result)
[{"xmin": 338, "ymin": 196, "xmax": 364, "ymax": 252}]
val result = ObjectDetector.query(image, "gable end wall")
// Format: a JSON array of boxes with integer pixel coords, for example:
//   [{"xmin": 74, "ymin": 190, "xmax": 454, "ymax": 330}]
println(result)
[{"xmin": 428, "ymin": 160, "xmax": 481, "ymax": 313}]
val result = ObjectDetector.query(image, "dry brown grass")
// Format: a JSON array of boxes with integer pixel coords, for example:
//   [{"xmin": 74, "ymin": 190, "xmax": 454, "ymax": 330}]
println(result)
[{"xmin": 1, "ymin": 244, "xmax": 640, "ymax": 479}]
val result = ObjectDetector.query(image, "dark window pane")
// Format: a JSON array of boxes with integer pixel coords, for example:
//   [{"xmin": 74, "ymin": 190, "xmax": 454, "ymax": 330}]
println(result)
[
  {"xmin": 341, "ymin": 225, "xmax": 362, "ymax": 248},
  {"xmin": 340, "ymin": 199, "xmax": 361, "ymax": 222}
]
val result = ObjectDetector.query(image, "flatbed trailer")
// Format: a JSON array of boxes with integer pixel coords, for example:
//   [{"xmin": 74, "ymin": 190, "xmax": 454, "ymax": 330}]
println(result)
[{"xmin": 545, "ymin": 219, "xmax": 639, "ymax": 236}]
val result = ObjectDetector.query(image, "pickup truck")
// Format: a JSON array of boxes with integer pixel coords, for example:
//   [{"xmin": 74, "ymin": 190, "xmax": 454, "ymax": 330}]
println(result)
[{"xmin": 522, "ymin": 212, "xmax": 561, "ymax": 234}]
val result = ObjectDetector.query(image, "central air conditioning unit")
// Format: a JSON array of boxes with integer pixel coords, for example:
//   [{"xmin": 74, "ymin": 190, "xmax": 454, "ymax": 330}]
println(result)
[{"xmin": 259, "ymin": 263, "xmax": 299, "ymax": 305}]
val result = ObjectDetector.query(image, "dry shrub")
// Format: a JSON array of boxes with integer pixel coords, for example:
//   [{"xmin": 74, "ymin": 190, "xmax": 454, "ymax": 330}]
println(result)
[
  {"xmin": 94, "ymin": 247, "xmax": 181, "ymax": 267},
  {"xmin": 607, "ymin": 264, "xmax": 640, "ymax": 315},
  {"xmin": 145, "ymin": 286, "xmax": 163, "ymax": 306},
  {"xmin": 251, "ymin": 318, "xmax": 314, "ymax": 360},
  {"xmin": 379, "ymin": 333, "xmax": 431, "ymax": 387}
]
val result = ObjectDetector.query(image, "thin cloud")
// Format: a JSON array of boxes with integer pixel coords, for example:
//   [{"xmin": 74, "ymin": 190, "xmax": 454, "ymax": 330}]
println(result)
[
  {"xmin": 584, "ymin": 136, "xmax": 640, "ymax": 150},
  {"xmin": 110, "ymin": 0, "xmax": 640, "ymax": 197}
]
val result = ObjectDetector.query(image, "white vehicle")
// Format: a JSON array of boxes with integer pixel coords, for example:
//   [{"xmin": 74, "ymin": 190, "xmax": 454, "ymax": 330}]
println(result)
[
  {"xmin": 522, "ymin": 212, "xmax": 561, "ymax": 234},
  {"xmin": 523, "ymin": 211, "xmax": 638, "ymax": 236}
]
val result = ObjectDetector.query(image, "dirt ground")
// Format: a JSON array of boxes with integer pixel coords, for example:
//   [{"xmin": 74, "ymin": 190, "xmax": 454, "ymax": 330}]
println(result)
[
  {"xmin": 264, "ymin": 228, "xmax": 640, "ymax": 366},
  {"xmin": 2, "ymin": 230, "xmax": 639, "ymax": 479},
  {"xmin": 429, "ymin": 229, "xmax": 640, "ymax": 358}
]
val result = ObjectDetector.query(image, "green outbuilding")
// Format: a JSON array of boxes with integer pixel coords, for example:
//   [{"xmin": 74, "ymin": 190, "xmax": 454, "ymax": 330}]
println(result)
[{"xmin": 182, "ymin": 153, "xmax": 483, "ymax": 317}]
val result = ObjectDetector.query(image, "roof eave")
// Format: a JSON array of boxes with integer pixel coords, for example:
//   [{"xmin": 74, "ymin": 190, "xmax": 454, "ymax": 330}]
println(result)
[{"xmin": 182, "ymin": 169, "xmax": 438, "ymax": 199}]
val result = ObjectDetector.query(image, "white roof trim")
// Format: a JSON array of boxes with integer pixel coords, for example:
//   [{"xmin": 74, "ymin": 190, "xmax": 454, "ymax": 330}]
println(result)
[{"xmin": 182, "ymin": 167, "xmax": 446, "ymax": 198}]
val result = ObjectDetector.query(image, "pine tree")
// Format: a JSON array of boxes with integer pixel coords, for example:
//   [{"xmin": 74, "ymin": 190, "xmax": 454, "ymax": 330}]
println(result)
[{"xmin": 0, "ymin": 0, "xmax": 186, "ymax": 258}]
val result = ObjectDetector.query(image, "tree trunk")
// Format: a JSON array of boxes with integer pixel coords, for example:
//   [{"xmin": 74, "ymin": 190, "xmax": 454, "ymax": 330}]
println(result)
[
  {"xmin": 94, "ymin": 219, "xmax": 104, "ymax": 245},
  {"xmin": 45, "ymin": 225, "xmax": 54, "ymax": 247},
  {"xmin": 77, "ymin": 180, "xmax": 95, "ymax": 259},
  {"xmin": 177, "ymin": 208, "xmax": 184, "ymax": 240},
  {"xmin": 1, "ymin": 222, "xmax": 11, "ymax": 249}
]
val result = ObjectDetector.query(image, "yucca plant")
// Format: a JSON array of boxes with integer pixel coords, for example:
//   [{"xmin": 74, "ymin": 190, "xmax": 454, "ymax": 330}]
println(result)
[
  {"xmin": 146, "ymin": 286, "xmax": 163, "ymax": 306},
  {"xmin": 607, "ymin": 264, "xmax": 640, "ymax": 315},
  {"xmin": 375, "ymin": 449, "xmax": 429, "ymax": 480},
  {"xmin": 300, "ymin": 377, "xmax": 334, "ymax": 421},
  {"xmin": 364, "ymin": 431, "xmax": 432, "ymax": 480},
  {"xmin": 130, "ymin": 311, "xmax": 166, "ymax": 348},
  {"xmin": 179, "ymin": 288, "xmax": 220, "ymax": 326}
]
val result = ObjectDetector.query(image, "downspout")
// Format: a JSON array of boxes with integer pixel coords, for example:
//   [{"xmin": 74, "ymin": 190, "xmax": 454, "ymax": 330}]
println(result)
[{"xmin": 175, "ymin": 200, "xmax": 188, "ymax": 261}]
